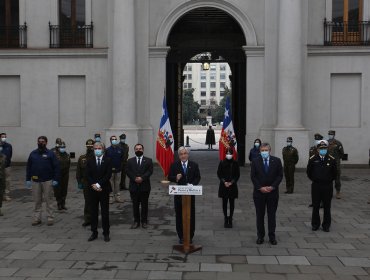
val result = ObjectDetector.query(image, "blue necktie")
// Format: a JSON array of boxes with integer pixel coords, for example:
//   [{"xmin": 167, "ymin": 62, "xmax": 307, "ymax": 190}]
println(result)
[
  {"xmin": 264, "ymin": 159, "xmax": 269, "ymax": 173},
  {"xmin": 182, "ymin": 163, "xmax": 187, "ymax": 174}
]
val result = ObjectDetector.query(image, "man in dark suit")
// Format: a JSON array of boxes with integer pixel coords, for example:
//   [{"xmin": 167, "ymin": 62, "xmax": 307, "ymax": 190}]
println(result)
[
  {"xmin": 86, "ymin": 142, "xmax": 112, "ymax": 242},
  {"xmin": 168, "ymin": 146, "xmax": 201, "ymax": 244},
  {"xmin": 126, "ymin": 144, "xmax": 153, "ymax": 229},
  {"xmin": 251, "ymin": 143, "xmax": 283, "ymax": 245}
]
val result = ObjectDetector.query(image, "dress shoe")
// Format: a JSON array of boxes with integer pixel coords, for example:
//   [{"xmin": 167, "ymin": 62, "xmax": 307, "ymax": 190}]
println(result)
[
  {"xmin": 308, "ymin": 204, "xmax": 313, "ymax": 207},
  {"xmin": 82, "ymin": 222, "xmax": 91, "ymax": 227},
  {"xmin": 179, "ymin": 238, "xmax": 183, "ymax": 244},
  {"xmin": 312, "ymin": 226, "xmax": 319, "ymax": 231},
  {"xmin": 57, "ymin": 203, "xmax": 63, "ymax": 211},
  {"xmin": 228, "ymin": 216, "xmax": 233, "ymax": 228},
  {"xmin": 336, "ymin": 192, "xmax": 341, "ymax": 199},
  {"xmin": 256, "ymin": 238, "xmax": 264, "ymax": 245},
  {"xmin": 322, "ymin": 227, "xmax": 330, "ymax": 232},
  {"xmin": 142, "ymin": 222, "xmax": 148, "ymax": 229},
  {"xmin": 104, "ymin": 235, "xmax": 110, "ymax": 242},
  {"xmin": 130, "ymin": 222, "xmax": 139, "ymax": 229},
  {"xmin": 32, "ymin": 220, "xmax": 41, "ymax": 226},
  {"xmin": 269, "ymin": 239, "xmax": 277, "ymax": 245},
  {"xmin": 88, "ymin": 233, "xmax": 98, "ymax": 241},
  {"xmin": 47, "ymin": 220, "xmax": 54, "ymax": 226}
]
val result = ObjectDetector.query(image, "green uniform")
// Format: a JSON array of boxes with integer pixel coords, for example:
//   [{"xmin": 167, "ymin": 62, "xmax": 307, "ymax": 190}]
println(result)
[
  {"xmin": 328, "ymin": 138, "xmax": 344, "ymax": 192},
  {"xmin": 76, "ymin": 152, "xmax": 93, "ymax": 223},
  {"xmin": 282, "ymin": 146, "xmax": 299, "ymax": 193},
  {"xmin": 119, "ymin": 143, "xmax": 129, "ymax": 190},
  {"xmin": 54, "ymin": 151, "xmax": 71, "ymax": 209},
  {"xmin": 0, "ymin": 154, "xmax": 6, "ymax": 209}
]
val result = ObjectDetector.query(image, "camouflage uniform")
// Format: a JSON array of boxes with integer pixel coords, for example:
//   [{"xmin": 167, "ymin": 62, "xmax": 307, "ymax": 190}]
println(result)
[
  {"xmin": 282, "ymin": 137, "xmax": 299, "ymax": 193},
  {"xmin": 0, "ymin": 152, "xmax": 6, "ymax": 214},
  {"xmin": 76, "ymin": 139, "xmax": 95, "ymax": 225},
  {"xmin": 53, "ymin": 142, "xmax": 71, "ymax": 210},
  {"xmin": 119, "ymin": 134, "xmax": 129, "ymax": 190},
  {"xmin": 327, "ymin": 130, "xmax": 344, "ymax": 198}
]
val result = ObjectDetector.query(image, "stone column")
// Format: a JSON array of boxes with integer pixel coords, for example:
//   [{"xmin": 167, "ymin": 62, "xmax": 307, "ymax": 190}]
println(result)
[{"xmin": 111, "ymin": 0, "xmax": 136, "ymax": 128}]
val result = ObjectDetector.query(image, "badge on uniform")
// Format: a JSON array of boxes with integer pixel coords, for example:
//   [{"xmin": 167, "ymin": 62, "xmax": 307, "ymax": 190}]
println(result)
[
  {"xmin": 42, "ymin": 154, "xmax": 48, "ymax": 158},
  {"xmin": 32, "ymin": 176, "xmax": 38, "ymax": 180},
  {"xmin": 327, "ymin": 163, "xmax": 330, "ymax": 166}
]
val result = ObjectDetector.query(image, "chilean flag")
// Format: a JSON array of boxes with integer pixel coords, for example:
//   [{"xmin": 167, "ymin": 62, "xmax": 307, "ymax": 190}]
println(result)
[
  {"xmin": 156, "ymin": 96, "xmax": 174, "ymax": 177},
  {"xmin": 219, "ymin": 96, "xmax": 238, "ymax": 160}
]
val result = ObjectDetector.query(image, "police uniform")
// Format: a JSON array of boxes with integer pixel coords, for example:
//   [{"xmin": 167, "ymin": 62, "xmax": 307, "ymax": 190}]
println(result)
[
  {"xmin": 307, "ymin": 141, "xmax": 337, "ymax": 232},
  {"xmin": 119, "ymin": 134, "xmax": 129, "ymax": 190},
  {"xmin": 0, "ymin": 145, "xmax": 6, "ymax": 215},
  {"xmin": 53, "ymin": 142, "xmax": 71, "ymax": 210},
  {"xmin": 327, "ymin": 130, "xmax": 344, "ymax": 199},
  {"xmin": 282, "ymin": 137, "xmax": 299, "ymax": 193},
  {"xmin": 76, "ymin": 139, "xmax": 95, "ymax": 226}
]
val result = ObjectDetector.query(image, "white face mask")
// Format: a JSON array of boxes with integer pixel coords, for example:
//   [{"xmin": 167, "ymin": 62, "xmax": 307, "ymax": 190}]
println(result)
[
  {"xmin": 226, "ymin": 154, "xmax": 233, "ymax": 160},
  {"xmin": 287, "ymin": 142, "xmax": 292, "ymax": 146},
  {"xmin": 1, "ymin": 137, "xmax": 6, "ymax": 142}
]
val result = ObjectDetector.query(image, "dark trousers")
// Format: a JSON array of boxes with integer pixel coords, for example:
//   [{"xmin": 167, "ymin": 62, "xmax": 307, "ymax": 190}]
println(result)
[
  {"xmin": 89, "ymin": 190, "xmax": 110, "ymax": 236},
  {"xmin": 284, "ymin": 164, "xmax": 295, "ymax": 193},
  {"xmin": 120, "ymin": 164, "xmax": 127, "ymax": 189},
  {"xmin": 335, "ymin": 165, "xmax": 341, "ymax": 192},
  {"xmin": 83, "ymin": 186, "xmax": 91, "ymax": 223},
  {"xmin": 130, "ymin": 191, "xmax": 150, "ymax": 223},
  {"xmin": 253, "ymin": 191, "xmax": 279, "ymax": 240},
  {"xmin": 174, "ymin": 195, "xmax": 195, "ymax": 240},
  {"xmin": 53, "ymin": 173, "xmax": 69, "ymax": 205},
  {"xmin": 311, "ymin": 182, "xmax": 333, "ymax": 229},
  {"xmin": 0, "ymin": 179, "xmax": 4, "ymax": 208}
]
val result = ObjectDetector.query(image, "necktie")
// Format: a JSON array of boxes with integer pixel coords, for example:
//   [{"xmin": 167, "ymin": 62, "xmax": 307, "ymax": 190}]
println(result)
[
  {"xmin": 182, "ymin": 162, "xmax": 187, "ymax": 174},
  {"xmin": 138, "ymin": 158, "xmax": 141, "ymax": 166},
  {"xmin": 264, "ymin": 159, "xmax": 269, "ymax": 173},
  {"xmin": 97, "ymin": 157, "xmax": 101, "ymax": 167}
]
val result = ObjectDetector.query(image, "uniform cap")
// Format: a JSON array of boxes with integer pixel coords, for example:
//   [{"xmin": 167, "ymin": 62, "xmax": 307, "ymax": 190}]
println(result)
[
  {"xmin": 317, "ymin": 140, "xmax": 328, "ymax": 149},
  {"xmin": 85, "ymin": 139, "xmax": 95, "ymax": 147},
  {"xmin": 314, "ymin": 133, "xmax": 323, "ymax": 140},
  {"xmin": 59, "ymin": 141, "xmax": 66, "ymax": 148},
  {"xmin": 119, "ymin": 133, "xmax": 126, "ymax": 139},
  {"xmin": 328, "ymin": 130, "xmax": 335, "ymax": 135},
  {"xmin": 55, "ymin": 138, "xmax": 63, "ymax": 145},
  {"xmin": 287, "ymin": 137, "xmax": 293, "ymax": 142}
]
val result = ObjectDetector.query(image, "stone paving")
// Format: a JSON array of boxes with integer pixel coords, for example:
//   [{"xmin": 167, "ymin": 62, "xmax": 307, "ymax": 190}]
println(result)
[{"xmin": 1, "ymin": 151, "xmax": 370, "ymax": 279}]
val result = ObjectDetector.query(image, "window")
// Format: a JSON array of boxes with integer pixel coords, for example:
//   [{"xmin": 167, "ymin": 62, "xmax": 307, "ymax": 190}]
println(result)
[
  {"xmin": 200, "ymin": 100, "xmax": 206, "ymax": 105},
  {"xmin": 0, "ymin": 0, "xmax": 24, "ymax": 48},
  {"xmin": 201, "ymin": 82, "xmax": 206, "ymax": 88},
  {"xmin": 201, "ymin": 91, "xmax": 206, "ymax": 96},
  {"xmin": 210, "ymin": 64, "xmax": 216, "ymax": 71},
  {"xmin": 187, "ymin": 74, "xmax": 192, "ymax": 80},
  {"xmin": 201, "ymin": 73, "xmax": 206, "ymax": 80},
  {"xmin": 183, "ymin": 83, "xmax": 188, "ymax": 89},
  {"xmin": 187, "ymin": 65, "xmax": 192, "ymax": 71},
  {"xmin": 220, "ymin": 82, "xmax": 225, "ymax": 89},
  {"xmin": 210, "ymin": 82, "xmax": 216, "ymax": 88},
  {"xmin": 220, "ymin": 91, "xmax": 225, "ymax": 96},
  {"xmin": 210, "ymin": 73, "xmax": 216, "ymax": 80},
  {"xmin": 220, "ymin": 73, "xmax": 226, "ymax": 80},
  {"xmin": 184, "ymin": 66, "xmax": 188, "ymax": 71},
  {"xmin": 210, "ymin": 91, "xmax": 216, "ymax": 96},
  {"xmin": 187, "ymin": 83, "xmax": 192, "ymax": 88},
  {"xmin": 220, "ymin": 64, "xmax": 226, "ymax": 71}
]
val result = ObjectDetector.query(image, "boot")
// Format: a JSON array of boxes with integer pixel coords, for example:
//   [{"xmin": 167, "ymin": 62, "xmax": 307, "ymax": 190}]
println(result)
[
  {"xmin": 61, "ymin": 200, "xmax": 67, "ymax": 210},
  {"xmin": 228, "ymin": 216, "xmax": 233, "ymax": 228},
  {"xmin": 336, "ymin": 191, "xmax": 341, "ymax": 199},
  {"xmin": 57, "ymin": 202, "xmax": 62, "ymax": 211},
  {"xmin": 224, "ymin": 217, "xmax": 228, "ymax": 228}
]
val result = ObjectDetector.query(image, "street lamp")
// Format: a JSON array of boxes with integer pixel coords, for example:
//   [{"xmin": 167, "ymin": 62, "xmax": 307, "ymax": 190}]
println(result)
[{"xmin": 202, "ymin": 62, "xmax": 210, "ymax": 71}]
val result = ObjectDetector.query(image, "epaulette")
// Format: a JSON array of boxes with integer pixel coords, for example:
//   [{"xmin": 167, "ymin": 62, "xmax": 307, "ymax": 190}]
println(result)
[
  {"xmin": 329, "ymin": 155, "xmax": 335, "ymax": 160},
  {"xmin": 309, "ymin": 155, "xmax": 315, "ymax": 160}
]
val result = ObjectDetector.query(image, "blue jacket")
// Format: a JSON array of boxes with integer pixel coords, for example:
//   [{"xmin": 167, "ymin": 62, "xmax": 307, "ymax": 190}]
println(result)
[
  {"xmin": 249, "ymin": 147, "xmax": 260, "ymax": 162},
  {"xmin": 105, "ymin": 145, "xmax": 123, "ymax": 173},
  {"xmin": 1, "ymin": 142, "xmax": 12, "ymax": 168},
  {"xmin": 26, "ymin": 148, "xmax": 60, "ymax": 182}
]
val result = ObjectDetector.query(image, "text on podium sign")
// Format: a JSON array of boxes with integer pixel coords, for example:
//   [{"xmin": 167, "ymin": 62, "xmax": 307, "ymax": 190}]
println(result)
[{"xmin": 169, "ymin": 185, "xmax": 203, "ymax": 195}]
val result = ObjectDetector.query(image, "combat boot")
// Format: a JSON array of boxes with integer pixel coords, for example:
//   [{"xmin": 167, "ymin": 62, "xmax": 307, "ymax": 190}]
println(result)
[{"xmin": 336, "ymin": 191, "xmax": 341, "ymax": 199}]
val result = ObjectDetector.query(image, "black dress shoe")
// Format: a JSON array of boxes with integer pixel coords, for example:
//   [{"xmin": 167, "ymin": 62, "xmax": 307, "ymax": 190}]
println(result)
[
  {"xmin": 88, "ymin": 234, "xmax": 98, "ymax": 242},
  {"xmin": 312, "ymin": 226, "xmax": 319, "ymax": 231},
  {"xmin": 130, "ymin": 222, "xmax": 139, "ymax": 229},
  {"xmin": 142, "ymin": 222, "xmax": 148, "ymax": 229},
  {"xmin": 82, "ymin": 222, "xmax": 91, "ymax": 227},
  {"xmin": 256, "ymin": 238, "xmax": 264, "ymax": 245},
  {"xmin": 269, "ymin": 239, "xmax": 277, "ymax": 245},
  {"xmin": 104, "ymin": 235, "xmax": 110, "ymax": 242},
  {"xmin": 322, "ymin": 227, "xmax": 330, "ymax": 232},
  {"xmin": 308, "ymin": 204, "xmax": 313, "ymax": 207}
]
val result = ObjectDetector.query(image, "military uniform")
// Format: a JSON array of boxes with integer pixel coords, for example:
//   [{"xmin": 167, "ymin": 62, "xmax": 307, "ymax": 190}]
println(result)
[
  {"xmin": 0, "ymin": 151, "xmax": 6, "ymax": 215},
  {"xmin": 309, "ymin": 133, "xmax": 323, "ymax": 158},
  {"xmin": 76, "ymin": 139, "xmax": 95, "ymax": 226},
  {"xmin": 327, "ymin": 130, "xmax": 344, "ymax": 198},
  {"xmin": 53, "ymin": 142, "xmax": 71, "ymax": 210},
  {"xmin": 119, "ymin": 134, "xmax": 129, "ymax": 190},
  {"xmin": 282, "ymin": 137, "xmax": 299, "ymax": 193},
  {"xmin": 307, "ymin": 141, "xmax": 337, "ymax": 232}
]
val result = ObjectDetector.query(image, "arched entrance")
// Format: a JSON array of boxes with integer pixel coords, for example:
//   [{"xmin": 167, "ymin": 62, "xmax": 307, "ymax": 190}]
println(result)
[{"xmin": 166, "ymin": 6, "xmax": 247, "ymax": 164}]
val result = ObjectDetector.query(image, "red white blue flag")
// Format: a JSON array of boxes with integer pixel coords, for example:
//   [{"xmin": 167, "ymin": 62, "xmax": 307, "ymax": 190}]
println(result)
[
  {"xmin": 156, "ymin": 96, "xmax": 174, "ymax": 177},
  {"xmin": 219, "ymin": 96, "xmax": 238, "ymax": 160}
]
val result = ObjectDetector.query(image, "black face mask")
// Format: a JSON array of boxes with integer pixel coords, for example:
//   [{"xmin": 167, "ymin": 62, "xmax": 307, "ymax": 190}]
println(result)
[
  {"xmin": 135, "ymin": 151, "xmax": 143, "ymax": 157},
  {"xmin": 86, "ymin": 148, "xmax": 94, "ymax": 155},
  {"xmin": 38, "ymin": 143, "xmax": 46, "ymax": 151}
]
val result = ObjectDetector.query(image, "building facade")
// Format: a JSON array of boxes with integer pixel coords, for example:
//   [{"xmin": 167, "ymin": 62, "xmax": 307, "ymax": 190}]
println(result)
[{"xmin": 0, "ymin": 0, "xmax": 369, "ymax": 166}]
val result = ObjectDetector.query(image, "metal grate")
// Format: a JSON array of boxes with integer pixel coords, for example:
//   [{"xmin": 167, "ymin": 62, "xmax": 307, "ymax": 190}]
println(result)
[
  {"xmin": 0, "ymin": 23, "xmax": 27, "ymax": 48},
  {"xmin": 324, "ymin": 20, "xmax": 370, "ymax": 45},
  {"xmin": 49, "ymin": 22, "xmax": 93, "ymax": 48}
]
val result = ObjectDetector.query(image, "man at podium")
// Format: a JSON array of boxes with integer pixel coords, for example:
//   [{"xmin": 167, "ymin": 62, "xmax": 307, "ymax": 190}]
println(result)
[{"xmin": 168, "ymin": 146, "xmax": 201, "ymax": 244}]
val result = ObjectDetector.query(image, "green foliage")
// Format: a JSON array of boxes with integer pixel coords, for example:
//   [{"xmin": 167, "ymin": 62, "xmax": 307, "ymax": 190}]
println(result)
[{"xmin": 183, "ymin": 89, "xmax": 200, "ymax": 124}]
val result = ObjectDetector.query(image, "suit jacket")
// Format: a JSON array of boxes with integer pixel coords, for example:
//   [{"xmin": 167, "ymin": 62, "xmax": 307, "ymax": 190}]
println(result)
[
  {"xmin": 86, "ymin": 155, "xmax": 112, "ymax": 192},
  {"xmin": 126, "ymin": 156, "xmax": 153, "ymax": 192},
  {"xmin": 251, "ymin": 155, "xmax": 283, "ymax": 193},
  {"xmin": 168, "ymin": 160, "xmax": 201, "ymax": 186}
]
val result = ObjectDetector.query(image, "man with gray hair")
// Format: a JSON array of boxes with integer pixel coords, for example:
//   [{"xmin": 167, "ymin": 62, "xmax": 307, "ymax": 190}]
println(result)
[{"xmin": 168, "ymin": 146, "xmax": 201, "ymax": 244}]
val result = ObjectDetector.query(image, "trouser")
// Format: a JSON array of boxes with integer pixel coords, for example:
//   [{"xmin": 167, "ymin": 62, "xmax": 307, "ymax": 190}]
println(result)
[
  {"xmin": 253, "ymin": 191, "xmax": 279, "ymax": 240},
  {"xmin": 222, "ymin": 197, "xmax": 235, "ymax": 217},
  {"xmin": 83, "ymin": 186, "xmax": 91, "ymax": 223},
  {"xmin": 0, "ymin": 178, "xmax": 5, "ymax": 208},
  {"xmin": 90, "ymin": 189, "xmax": 110, "ymax": 236},
  {"xmin": 284, "ymin": 164, "xmax": 295, "ymax": 192},
  {"xmin": 335, "ymin": 165, "xmax": 341, "ymax": 192},
  {"xmin": 4, "ymin": 167, "xmax": 11, "ymax": 196},
  {"xmin": 120, "ymin": 164, "xmax": 127, "ymax": 189},
  {"xmin": 110, "ymin": 172, "xmax": 121, "ymax": 196},
  {"xmin": 130, "ymin": 191, "xmax": 150, "ymax": 223},
  {"xmin": 174, "ymin": 195, "xmax": 195, "ymax": 240},
  {"xmin": 32, "ymin": 180, "xmax": 55, "ymax": 222},
  {"xmin": 311, "ymin": 182, "xmax": 333, "ymax": 229},
  {"xmin": 53, "ymin": 172, "xmax": 69, "ymax": 206}
]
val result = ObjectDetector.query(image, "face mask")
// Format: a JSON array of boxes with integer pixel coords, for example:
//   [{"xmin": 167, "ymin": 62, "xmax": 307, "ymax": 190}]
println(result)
[
  {"xmin": 261, "ymin": 151, "xmax": 269, "ymax": 159},
  {"xmin": 59, "ymin": 148, "xmax": 66, "ymax": 153},
  {"xmin": 86, "ymin": 148, "xmax": 94, "ymax": 155},
  {"xmin": 328, "ymin": 135, "xmax": 334, "ymax": 140},
  {"xmin": 226, "ymin": 154, "xmax": 233, "ymax": 160},
  {"xmin": 111, "ymin": 140, "xmax": 118, "ymax": 145},
  {"xmin": 254, "ymin": 143, "xmax": 260, "ymax": 148},
  {"xmin": 38, "ymin": 143, "xmax": 46, "ymax": 150},
  {"xmin": 319, "ymin": 149, "xmax": 327, "ymax": 156},
  {"xmin": 135, "ymin": 151, "xmax": 143, "ymax": 157},
  {"xmin": 94, "ymin": 149, "xmax": 103, "ymax": 157},
  {"xmin": 120, "ymin": 139, "xmax": 126, "ymax": 144},
  {"xmin": 1, "ymin": 137, "xmax": 6, "ymax": 142},
  {"xmin": 287, "ymin": 142, "xmax": 292, "ymax": 146},
  {"xmin": 95, "ymin": 137, "xmax": 101, "ymax": 142}
]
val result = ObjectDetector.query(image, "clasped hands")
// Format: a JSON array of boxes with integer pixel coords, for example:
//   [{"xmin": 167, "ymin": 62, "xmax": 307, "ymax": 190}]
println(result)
[
  {"xmin": 135, "ymin": 177, "xmax": 143, "ymax": 184},
  {"xmin": 259, "ymin": 186, "xmax": 273, "ymax": 193},
  {"xmin": 91, "ymin": 183, "xmax": 102, "ymax": 192},
  {"xmin": 224, "ymin": 181, "xmax": 232, "ymax": 188}
]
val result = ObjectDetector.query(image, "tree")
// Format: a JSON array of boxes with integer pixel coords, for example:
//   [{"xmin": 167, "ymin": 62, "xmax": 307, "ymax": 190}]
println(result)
[
  {"xmin": 212, "ymin": 86, "xmax": 231, "ymax": 123},
  {"xmin": 182, "ymin": 89, "xmax": 200, "ymax": 124}
]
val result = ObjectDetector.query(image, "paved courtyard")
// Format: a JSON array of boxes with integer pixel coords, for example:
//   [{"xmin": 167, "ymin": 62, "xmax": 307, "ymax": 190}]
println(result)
[{"xmin": 1, "ymin": 151, "xmax": 370, "ymax": 279}]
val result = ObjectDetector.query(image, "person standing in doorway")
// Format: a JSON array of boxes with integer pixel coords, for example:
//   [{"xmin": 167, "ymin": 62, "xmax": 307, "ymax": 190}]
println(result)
[{"xmin": 205, "ymin": 125, "xmax": 216, "ymax": 149}]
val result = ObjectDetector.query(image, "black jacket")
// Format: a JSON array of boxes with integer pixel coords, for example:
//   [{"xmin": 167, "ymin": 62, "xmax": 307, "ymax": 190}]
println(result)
[
  {"xmin": 168, "ymin": 160, "xmax": 201, "ymax": 186},
  {"xmin": 126, "ymin": 156, "xmax": 153, "ymax": 192},
  {"xmin": 217, "ymin": 159, "xmax": 240, "ymax": 198},
  {"xmin": 251, "ymin": 155, "xmax": 283, "ymax": 193},
  {"xmin": 86, "ymin": 155, "xmax": 112, "ymax": 192},
  {"xmin": 307, "ymin": 154, "xmax": 337, "ymax": 184}
]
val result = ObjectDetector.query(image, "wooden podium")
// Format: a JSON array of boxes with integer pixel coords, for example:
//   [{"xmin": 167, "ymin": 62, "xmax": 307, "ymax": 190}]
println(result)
[{"xmin": 169, "ymin": 185, "xmax": 202, "ymax": 254}]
